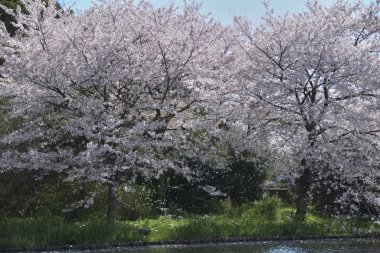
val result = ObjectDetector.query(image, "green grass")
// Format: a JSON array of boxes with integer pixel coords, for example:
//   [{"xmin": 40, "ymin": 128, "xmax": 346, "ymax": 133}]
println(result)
[{"xmin": 1, "ymin": 201, "xmax": 380, "ymax": 250}]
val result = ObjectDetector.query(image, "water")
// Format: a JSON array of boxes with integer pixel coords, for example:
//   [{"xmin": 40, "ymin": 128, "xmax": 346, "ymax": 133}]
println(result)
[{"xmin": 103, "ymin": 239, "xmax": 380, "ymax": 253}]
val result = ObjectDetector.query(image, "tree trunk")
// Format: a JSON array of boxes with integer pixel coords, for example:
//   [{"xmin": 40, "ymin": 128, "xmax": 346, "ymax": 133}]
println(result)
[
  {"xmin": 158, "ymin": 172, "xmax": 167, "ymax": 208},
  {"xmin": 107, "ymin": 184, "xmax": 117, "ymax": 225},
  {"xmin": 295, "ymin": 167, "xmax": 311, "ymax": 221},
  {"xmin": 295, "ymin": 128, "xmax": 316, "ymax": 221}
]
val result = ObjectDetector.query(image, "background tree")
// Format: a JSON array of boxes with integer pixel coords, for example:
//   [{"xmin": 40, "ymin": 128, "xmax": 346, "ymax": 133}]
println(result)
[
  {"xmin": 0, "ymin": 0, "xmax": 62, "ymax": 36},
  {"xmin": 235, "ymin": 0, "xmax": 380, "ymax": 220},
  {"xmin": 0, "ymin": 0, "xmax": 21, "ymax": 36}
]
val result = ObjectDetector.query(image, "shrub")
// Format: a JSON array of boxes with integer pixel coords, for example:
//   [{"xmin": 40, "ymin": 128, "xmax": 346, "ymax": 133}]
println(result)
[
  {"xmin": 311, "ymin": 165, "xmax": 380, "ymax": 218},
  {"xmin": 242, "ymin": 195, "xmax": 281, "ymax": 221},
  {"xmin": 117, "ymin": 184, "xmax": 156, "ymax": 221}
]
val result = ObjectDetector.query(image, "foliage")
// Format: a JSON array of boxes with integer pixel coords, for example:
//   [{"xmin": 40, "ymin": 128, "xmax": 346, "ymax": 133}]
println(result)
[
  {"xmin": 241, "ymin": 195, "xmax": 281, "ymax": 221},
  {"xmin": 117, "ymin": 184, "xmax": 156, "ymax": 221},
  {"xmin": 1, "ymin": 202, "xmax": 380, "ymax": 250},
  {"xmin": 311, "ymin": 164, "xmax": 380, "ymax": 218},
  {"xmin": 147, "ymin": 150, "xmax": 267, "ymax": 215},
  {"xmin": 220, "ymin": 155, "xmax": 267, "ymax": 205},
  {"xmin": 0, "ymin": 171, "xmax": 161, "ymax": 222},
  {"xmin": 161, "ymin": 168, "xmax": 222, "ymax": 214},
  {"xmin": 0, "ymin": 171, "xmax": 108, "ymax": 221}
]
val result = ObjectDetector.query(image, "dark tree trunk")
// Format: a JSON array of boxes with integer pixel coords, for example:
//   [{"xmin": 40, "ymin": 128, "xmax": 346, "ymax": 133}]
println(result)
[
  {"xmin": 158, "ymin": 172, "xmax": 167, "ymax": 208},
  {"xmin": 295, "ymin": 166, "xmax": 311, "ymax": 221},
  {"xmin": 107, "ymin": 184, "xmax": 117, "ymax": 225},
  {"xmin": 295, "ymin": 125, "xmax": 316, "ymax": 221}
]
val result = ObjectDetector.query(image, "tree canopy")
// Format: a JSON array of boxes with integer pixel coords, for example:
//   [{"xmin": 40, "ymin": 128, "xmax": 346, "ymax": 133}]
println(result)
[{"xmin": 0, "ymin": 0, "xmax": 379, "ymax": 222}]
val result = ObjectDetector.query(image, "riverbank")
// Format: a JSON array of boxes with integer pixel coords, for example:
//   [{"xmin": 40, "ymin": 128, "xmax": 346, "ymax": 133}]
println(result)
[
  {"xmin": 1, "ymin": 206, "xmax": 380, "ymax": 252},
  {"xmin": 2, "ymin": 235, "xmax": 380, "ymax": 252}
]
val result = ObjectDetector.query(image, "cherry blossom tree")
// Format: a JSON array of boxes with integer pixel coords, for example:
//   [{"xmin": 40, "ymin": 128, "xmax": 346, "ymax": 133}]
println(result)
[
  {"xmin": 0, "ymin": 0, "xmax": 233, "ymax": 224},
  {"xmin": 235, "ymin": 0, "xmax": 380, "ymax": 220},
  {"xmin": 3, "ymin": 0, "xmax": 379, "ymax": 223}
]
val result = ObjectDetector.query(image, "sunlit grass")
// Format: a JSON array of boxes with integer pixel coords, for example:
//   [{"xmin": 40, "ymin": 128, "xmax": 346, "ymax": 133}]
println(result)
[{"xmin": 1, "ymin": 201, "xmax": 380, "ymax": 250}]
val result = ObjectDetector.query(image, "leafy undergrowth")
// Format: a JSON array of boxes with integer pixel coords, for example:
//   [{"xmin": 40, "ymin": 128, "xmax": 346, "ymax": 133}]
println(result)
[{"xmin": 1, "ymin": 200, "xmax": 380, "ymax": 250}]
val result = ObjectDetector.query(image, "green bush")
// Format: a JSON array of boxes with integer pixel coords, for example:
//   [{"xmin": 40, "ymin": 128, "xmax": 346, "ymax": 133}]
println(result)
[
  {"xmin": 278, "ymin": 207, "xmax": 296, "ymax": 222},
  {"xmin": 215, "ymin": 198, "xmax": 251, "ymax": 217},
  {"xmin": 242, "ymin": 195, "xmax": 281, "ymax": 221},
  {"xmin": 117, "ymin": 184, "xmax": 156, "ymax": 221}
]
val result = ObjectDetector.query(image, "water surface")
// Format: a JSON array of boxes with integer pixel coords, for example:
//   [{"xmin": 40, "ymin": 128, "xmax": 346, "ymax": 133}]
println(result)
[{"xmin": 105, "ymin": 239, "xmax": 380, "ymax": 253}]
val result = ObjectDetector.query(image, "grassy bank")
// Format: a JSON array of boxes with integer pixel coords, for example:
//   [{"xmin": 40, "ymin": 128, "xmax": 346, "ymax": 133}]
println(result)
[{"xmin": 1, "ymin": 201, "xmax": 380, "ymax": 250}]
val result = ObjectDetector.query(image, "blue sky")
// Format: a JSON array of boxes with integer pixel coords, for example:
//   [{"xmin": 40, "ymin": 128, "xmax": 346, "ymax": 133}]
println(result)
[{"xmin": 63, "ymin": 0, "xmax": 373, "ymax": 24}]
